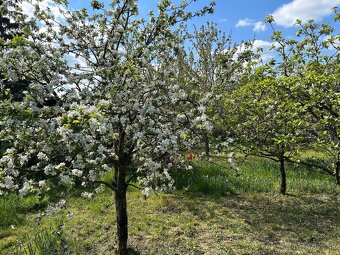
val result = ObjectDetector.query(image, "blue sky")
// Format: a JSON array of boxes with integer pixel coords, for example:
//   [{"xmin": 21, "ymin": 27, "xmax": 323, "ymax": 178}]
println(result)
[
  {"xmin": 19, "ymin": 0, "xmax": 339, "ymax": 60},
  {"xmin": 67, "ymin": 0, "xmax": 339, "ymax": 44}
]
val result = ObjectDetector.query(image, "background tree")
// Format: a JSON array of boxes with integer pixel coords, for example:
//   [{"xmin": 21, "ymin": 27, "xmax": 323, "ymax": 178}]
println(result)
[
  {"xmin": 266, "ymin": 12, "xmax": 340, "ymax": 184},
  {"xmin": 220, "ymin": 69, "xmax": 311, "ymax": 195},
  {"xmin": 0, "ymin": 0, "xmax": 30, "ymax": 101},
  {"xmin": 0, "ymin": 0, "xmax": 28, "ymax": 159},
  {"xmin": 0, "ymin": 0, "xmax": 20, "ymax": 41},
  {"xmin": 221, "ymin": 12, "xmax": 339, "ymax": 194},
  {"xmin": 176, "ymin": 23, "xmax": 254, "ymax": 158}
]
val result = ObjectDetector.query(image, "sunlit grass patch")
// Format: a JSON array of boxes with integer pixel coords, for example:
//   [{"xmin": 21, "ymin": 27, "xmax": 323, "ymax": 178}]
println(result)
[{"xmin": 173, "ymin": 157, "xmax": 339, "ymax": 196}]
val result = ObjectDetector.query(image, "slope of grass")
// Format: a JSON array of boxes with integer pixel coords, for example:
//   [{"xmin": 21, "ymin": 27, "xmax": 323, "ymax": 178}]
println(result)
[{"xmin": 0, "ymin": 158, "xmax": 339, "ymax": 255}]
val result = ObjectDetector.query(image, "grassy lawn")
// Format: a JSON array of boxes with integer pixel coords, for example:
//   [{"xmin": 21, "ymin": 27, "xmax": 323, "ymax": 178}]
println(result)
[{"xmin": 0, "ymin": 158, "xmax": 339, "ymax": 254}]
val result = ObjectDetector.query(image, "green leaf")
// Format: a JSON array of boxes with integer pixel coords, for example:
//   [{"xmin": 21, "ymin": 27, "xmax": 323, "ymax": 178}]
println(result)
[
  {"xmin": 182, "ymin": 133, "xmax": 189, "ymax": 139},
  {"xmin": 4, "ymin": 88, "xmax": 11, "ymax": 96}
]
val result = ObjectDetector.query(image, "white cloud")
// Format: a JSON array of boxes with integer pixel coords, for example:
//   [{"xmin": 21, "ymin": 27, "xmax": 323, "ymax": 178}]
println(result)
[
  {"xmin": 252, "ymin": 40, "xmax": 278, "ymax": 62},
  {"xmin": 236, "ymin": 19, "xmax": 267, "ymax": 32},
  {"xmin": 236, "ymin": 18, "xmax": 253, "ymax": 27},
  {"xmin": 19, "ymin": 0, "xmax": 66, "ymax": 21},
  {"xmin": 272, "ymin": 0, "xmax": 340, "ymax": 27},
  {"xmin": 219, "ymin": 18, "xmax": 228, "ymax": 23},
  {"xmin": 235, "ymin": 40, "xmax": 278, "ymax": 62},
  {"xmin": 253, "ymin": 21, "xmax": 266, "ymax": 32},
  {"xmin": 323, "ymin": 35, "xmax": 340, "ymax": 49}
]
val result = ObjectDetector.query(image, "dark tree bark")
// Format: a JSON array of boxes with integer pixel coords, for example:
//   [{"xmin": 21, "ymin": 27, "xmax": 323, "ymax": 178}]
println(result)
[
  {"xmin": 279, "ymin": 156, "xmax": 287, "ymax": 195},
  {"xmin": 114, "ymin": 164, "xmax": 128, "ymax": 255},
  {"xmin": 204, "ymin": 132, "xmax": 210, "ymax": 157},
  {"xmin": 336, "ymin": 160, "xmax": 340, "ymax": 185}
]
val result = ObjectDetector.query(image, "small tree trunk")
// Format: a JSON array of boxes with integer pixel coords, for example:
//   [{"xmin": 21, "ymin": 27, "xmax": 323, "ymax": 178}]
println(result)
[
  {"xmin": 279, "ymin": 156, "xmax": 287, "ymax": 195},
  {"xmin": 114, "ymin": 165, "xmax": 128, "ymax": 255},
  {"xmin": 336, "ymin": 160, "xmax": 340, "ymax": 185},
  {"xmin": 204, "ymin": 132, "xmax": 210, "ymax": 157}
]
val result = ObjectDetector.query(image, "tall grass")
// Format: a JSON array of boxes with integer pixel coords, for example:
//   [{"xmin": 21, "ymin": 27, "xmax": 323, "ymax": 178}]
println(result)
[
  {"xmin": 173, "ymin": 157, "xmax": 339, "ymax": 196},
  {"xmin": 14, "ymin": 218, "xmax": 81, "ymax": 255},
  {"xmin": 15, "ymin": 228, "xmax": 65, "ymax": 255},
  {"xmin": 173, "ymin": 162, "xmax": 235, "ymax": 196},
  {"xmin": 0, "ymin": 195, "xmax": 24, "ymax": 228},
  {"xmin": 0, "ymin": 194, "xmax": 43, "ymax": 229}
]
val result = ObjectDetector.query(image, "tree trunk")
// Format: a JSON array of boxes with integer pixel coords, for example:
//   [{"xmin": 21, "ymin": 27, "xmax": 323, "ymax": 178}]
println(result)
[
  {"xmin": 114, "ymin": 165, "xmax": 128, "ymax": 255},
  {"xmin": 204, "ymin": 132, "xmax": 210, "ymax": 157},
  {"xmin": 279, "ymin": 156, "xmax": 287, "ymax": 195},
  {"xmin": 336, "ymin": 160, "xmax": 340, "ymax": 185}
]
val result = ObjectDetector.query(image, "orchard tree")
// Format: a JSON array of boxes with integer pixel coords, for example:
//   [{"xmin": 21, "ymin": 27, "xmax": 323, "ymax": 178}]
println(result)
[
  {"xmin": 0, "ymin": 0, "xmax": 30, "ymax": 158},
  {"xmin": 0, "ymin": 0, "xmax": 30, "ymax": 101},
  {"xmin": 176, "ymin": 23, "xmax": 254, "ymax": 157},
  {"xmin": 221, "ymin": 69, "xmax": 311, "ymax": 195},
  {"xmin": 297, "ymin": 70, "xmax": 340, "ymax": 184},
  {"xmin": 266, "ymin": 12, "xmax": 340, "ymax": 184},
  {"xmin": 0, "ymin": 0, "xmax": 215, "ymax": 254},
  {"xmin": 0, "ymin": 0, "xmax": 21, "ymax": 41}
]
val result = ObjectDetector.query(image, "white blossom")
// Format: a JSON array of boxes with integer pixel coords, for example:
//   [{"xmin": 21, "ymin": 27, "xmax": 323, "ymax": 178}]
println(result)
[
  {"xmin": 81, "ymin": 192, "xmax": 94, "ymax": 199},
  {"xmin": 71, "ymin": 169, "xmax": 83, "ymax": 177}
]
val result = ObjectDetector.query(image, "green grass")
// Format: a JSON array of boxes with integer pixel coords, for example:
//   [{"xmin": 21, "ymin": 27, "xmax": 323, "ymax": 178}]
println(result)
[
  {"xmin": 0, "ymin": 158, "xmax": 339, "ymax": 254},
  {"xmin": 0, "ymin": 195, "xmax": 25, "ymax": 229},
  {"xmin": 14, "ymin": 218, "xmax": 78, "ymax": 255},
  {"xmin": 174, "ymin": 157, "xmax": 339, "ymax": 195}
]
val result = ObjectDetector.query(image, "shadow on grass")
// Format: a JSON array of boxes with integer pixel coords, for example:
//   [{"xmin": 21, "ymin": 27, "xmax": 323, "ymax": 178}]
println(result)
[
  {"xmin": 128, "ymin": 247, "xmax": 142, "ymax": 255},
  {"xmin": 128, "ymin": 190, "xmax": 339, "ymax": 254},
  {"xmin": 168, "ymin": 156, "xmax": 339, "ymax": 245},
  {"xmin": 171, "ymin": 192, "xmax": 339, "ymax": 248},
  {"xmin": 236, "ymin": 195, "xmax": 339, "ymax": 248}
]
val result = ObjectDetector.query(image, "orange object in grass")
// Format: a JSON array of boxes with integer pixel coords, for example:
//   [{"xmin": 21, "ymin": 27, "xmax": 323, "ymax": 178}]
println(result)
[{"xmin": 186, "ymin": 153, "xmax": 195, "ymax": 160}]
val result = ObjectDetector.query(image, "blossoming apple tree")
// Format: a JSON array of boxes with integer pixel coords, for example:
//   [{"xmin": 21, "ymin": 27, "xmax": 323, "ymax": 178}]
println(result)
[
  {"xmin": 0, "ymin": 0, "xmax": 215, "ymax": 254},
  {"xmin": 176, "ymin": 23, "xmax": 255, "ymax": 158}
]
